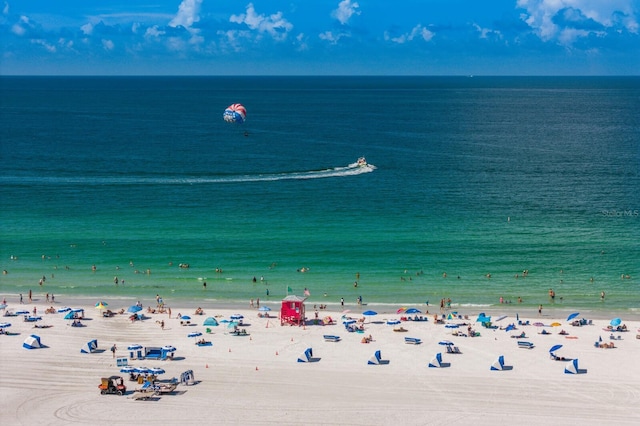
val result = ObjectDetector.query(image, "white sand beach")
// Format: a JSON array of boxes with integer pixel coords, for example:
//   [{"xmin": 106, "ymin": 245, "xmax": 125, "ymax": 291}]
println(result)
[{"xmin": 1, "ymin": 299, "xmax": 639, "ymax": 425}]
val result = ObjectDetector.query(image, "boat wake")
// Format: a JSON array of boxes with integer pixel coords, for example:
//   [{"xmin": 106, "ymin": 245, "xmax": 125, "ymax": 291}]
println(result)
[{"xmin": 3, "ymin": 162, "xmax": 376, "ymax": 186}]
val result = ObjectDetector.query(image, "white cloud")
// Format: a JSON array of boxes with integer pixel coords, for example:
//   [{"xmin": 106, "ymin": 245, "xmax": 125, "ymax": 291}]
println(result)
[
  {"xmin": 473, "ymin": 23, "xmax": 503, "ymax": 40},
  {"xmin": 145, "ymin": 25, "xmax": 165, "ymax": 38},
  {"xmin": 517, "ymin": 0, "xmax": 638, "ymax": 43},
  {"xmin": 81, "ymin": 22, "xmax": 93, "ymax": 36},
  {"xmin": 230, "ymin": 3, "xmax": 293, "ymax": 41},
  {"xmin": 3, "ymin": 1, "xmax": 9, "ymax": 15},
  {"xmin": 169, "ymin": 0, "xmax": 202, "ymax": 29},
  {"xmin": 102, "ymin": 39, "xmax": 114, "ymax": 51},
  {"xmin": 332, "ymin": 0, "xmax": 360, "ymax": 25},
  {"xmin": 385, "ymin": 24, "xmax": 434, "ymax": 44},
  {"xmin": 32, "ymin": 39, "xmax": 56, "ymax": 53},
  {"xmin": 11, "ymin": 15, "xmax": 29, "ymax": 36},
  {"xmin": 319, "ymin": 30, "xmax": 345, "ymax": 44}
]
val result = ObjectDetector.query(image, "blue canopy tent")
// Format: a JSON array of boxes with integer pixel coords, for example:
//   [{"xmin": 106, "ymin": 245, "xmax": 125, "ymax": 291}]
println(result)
[{"xmin": 80, "ymin": 339, "xmax": 98, "ymax": 353}]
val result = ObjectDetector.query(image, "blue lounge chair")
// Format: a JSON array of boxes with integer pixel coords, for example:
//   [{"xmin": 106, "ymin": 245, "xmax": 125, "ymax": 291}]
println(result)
[
  {"xmin": 323, "ymin": 335, "xmax": 341, "ymax": 342},
  {"xmin": 297, "ymin": 348, "xmax": 314, "ymax": 363},
  {"xmin": 368, "ymin": 350, "xmax": 383, "ymax": 365},
  {"xmin": 428, "ymin": 352, "xmax": 443, "ymax": 368},
  {"xmin": 518, "ymin": 341, "xmax": 534, "ymax": 349},
  {"xmin": 404, "ymin": 337, "xmax": 421, "ymax": 344},
  {"xmin": 491, "ymin": 355, "xmax": 505, "ymax": 370}
]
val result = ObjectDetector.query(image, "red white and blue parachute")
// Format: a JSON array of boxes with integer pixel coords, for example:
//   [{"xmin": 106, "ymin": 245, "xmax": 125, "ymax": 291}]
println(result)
[{"xmin": 223, "ymin": 103, "xmax": 247, "ymax": 124}]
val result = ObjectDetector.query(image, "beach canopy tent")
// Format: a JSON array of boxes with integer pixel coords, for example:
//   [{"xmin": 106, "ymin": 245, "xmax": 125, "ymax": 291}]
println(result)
[
  {"xmin": 368, "ymin": 350, "xmax": 383, "ymax": 365},
  {"xmin": 203, "ymin": 317, "xmax": 218, "ymax": 326},
  {"xmin": 565, "ymin": 359, "xmax": 580, "ymax": 374},
  {"xmin": 491, "ymin": 355, "xmax": 506, "ymax": 371},
  {"xmin": 81, "ymin": 339, "xmax": 98, "ymax": 353},
  {"xmin": 280, "ymin": 295, "xmax": 307, "ymax": 326},
  {"xmin": 429, "ymin": 353, "xmax": 443, "ymax": 368},
  {"xmin": 297, "ymin": 348, "xmax": 314, "ymax": 363},
  {"xmin": 23, "ymin": 334, "xmax": 44, "ymax": 349}
]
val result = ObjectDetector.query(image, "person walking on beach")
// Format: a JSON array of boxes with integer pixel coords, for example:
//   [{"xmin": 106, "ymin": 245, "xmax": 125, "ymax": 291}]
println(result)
[
  {"xmin": 340, "ymin": 297, "xmax": 344, "ymax": 307},
  {"xmin": 19, "ymin": 293, "xmax": 23, "ymax": 304},
  {"xmin": 110, "ymin": 344, "xmax": 117, "ymax": 358}
]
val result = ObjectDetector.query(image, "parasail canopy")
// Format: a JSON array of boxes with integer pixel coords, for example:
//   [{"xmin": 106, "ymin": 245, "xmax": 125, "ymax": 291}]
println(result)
[{"xmin": 223, "ymin": 103, "xmax": 247, "ymax": 123}]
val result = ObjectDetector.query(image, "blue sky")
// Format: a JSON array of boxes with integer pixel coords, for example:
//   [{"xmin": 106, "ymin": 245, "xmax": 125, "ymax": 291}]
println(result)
[{"xmin": 1, "ymin": 0, "xmax": 638, "ymax": 75}]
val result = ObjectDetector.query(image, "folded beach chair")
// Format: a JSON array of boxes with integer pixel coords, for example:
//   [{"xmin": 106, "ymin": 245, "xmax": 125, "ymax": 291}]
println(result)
[
  {"xmin": 490, "ymin": 355, "xmax": 505, "ymax": 371},
  {"xmin": 297, "ymin": 348, "xmax": 313, "ymax": 363},
  {"xmin": 564, "ymin": 358, "xmax": 579, "ymax": 374},
  {"xmin": 367, "ymin": 350, "xmax": 383, "ymax": 365},
  {"xmin": 404, "ymin": 337, "xmax": 421, "ymax": 344},
  {"xmin": 323, "ymin": 335, "xmax": 341, "ymax": 342},
  {"xmin": 517, "ymin": 341, "xmax": 534, "ymax": 349},
  {"xmin": 428, "ymin": 352, "xmax": 443, "ymax": 368}
]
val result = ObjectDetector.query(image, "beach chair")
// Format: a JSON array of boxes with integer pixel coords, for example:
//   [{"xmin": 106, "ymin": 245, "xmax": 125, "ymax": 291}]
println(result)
[
  {"xmin": 490, "ymin": 355, "xmax": 505, "ymax": 371},
  {"xmin": 297, "ymin": 348, "xmax": 313, "ymax": 363},
  {"xmin": 404, "ymin": 337, "xmax": 421, "ymax": 345},
  {"xmin": 446, "ymin": 345, "xmax": 454, "ymax": 354},
  {"xmin": 452, "ymin": 346, "xmax": 462, "ymax": 354},
  {"xmin": 323, "ymin": 335, "xmax": 341, "ymax": 342},
  {"xmin": 428, "ymin": 352, "xmax": 443, "ymax": 368},
  {"xmin": 517, "ymin": 341, "xmax": 534, "ymax": 349}
]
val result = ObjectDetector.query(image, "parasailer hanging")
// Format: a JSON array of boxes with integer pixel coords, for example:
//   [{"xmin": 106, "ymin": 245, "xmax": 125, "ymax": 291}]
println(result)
[{"xmin": 223, "ymin": 103, "xmax": 247, "ymax": 124}]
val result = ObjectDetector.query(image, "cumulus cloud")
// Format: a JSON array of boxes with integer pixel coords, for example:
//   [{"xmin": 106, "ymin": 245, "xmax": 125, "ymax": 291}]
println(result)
[
  {"xmin": 384, "ymin": 24, "xmax": 434, "ymax": 44},
  {"xmin": 102, "ymin": 39, "xmax": 114, "ymax": 51},
  {"xmin": 473, "ymin": 23, "xmax": 503, "ymax": 40},
  {"xmin": 332, "ymin": 0, "xmax": 360, "ymax": 25},
  {"xmin": 229, "ymin": 3, "xmax": 293, "ymax": 41},
  {"xmin": 319, "ymin": 30, "xmax": 349, "ymax": 45},
  {"xmin": 169, "ymin": 0, "xmax": 202, "ymax": 29},
  {"xmin": 517, "ymin": 0, "xmax": 638, "ymax": 43}
]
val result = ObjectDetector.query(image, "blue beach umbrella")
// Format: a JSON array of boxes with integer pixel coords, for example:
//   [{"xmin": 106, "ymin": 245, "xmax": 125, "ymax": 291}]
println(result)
[
  {"xmin": 127, "ymin": 305, "xmax": 142, "ymax": 314},
  {"xmin": 162, "ymin": 345, "xmax": 176, "ymax": 352},
  {"xmin": 567, "ymin": 312, "xmax": 580, "ymax": 321},
  {"xmin": 229, "ymin": 314, "xmax": 243, "ymax": 320},
  {"xmin": 127, "ymin": 344, "xmax": 143, "ymax": 351},
  {"xmin": 57, "ymin": 307, "xmax": 71, "ymax": 313},
  {"xmin": 120, "ymin": 366, "xmax": 135, "ymax": 373},
  {"xmin": 150, "ymin": 367, "xmax": 165, "ymax": 375},
  {"xmin": 549, "ymin": 344, "xmax": 563, "ymax": 353},
  {"xmin": 439, "ymin": 340, "xmax": 454, "ymax": 346},
  {"xmin": 187, "ymin": 331, "xmax": 202, "ymax": 338},
  {"xmin": 405, "ymin": 308, "xmax": 421, "ymax": 314},
  {"xmin": 180, "ymin": 315, "xmax": 192, "ymax": 321},
  {"xmin": 134, "ymin": 366, "xmax": 151, "ymax": 374},
  {"xmin": 610, "ymin": 318, "xmax": 622, "ymax": 327},
  {"xmin": 362, "ymin": 310, "xmax": 377, "ymax": 316}
]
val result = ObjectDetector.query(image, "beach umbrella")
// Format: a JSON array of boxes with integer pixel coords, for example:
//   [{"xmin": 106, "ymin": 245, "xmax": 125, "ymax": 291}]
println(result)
[
  {"xmin": 362, "ymin": 310, "xmax": 377, "ymax": 316},
  {"xmin": 396, "ymin": 307, "xmax": 407, "ymax": 314},
  {"xmin": 150, "ymin": 367, "xmax": 165, "ymax": 375},
  {"xmin": 229, "ymin": 314, "xmax": 242, "ymax": 320},
  {"xmin": 71, "ymin": 308, "xmax": 84, "ymax": 313},
  {"xmin": 610, "ymin": 318, "xmax": 622, "ymax": 327},
  {"xmin": 162, "ymin": 345, "xmax": 176, "ymax": 352},
  {"xmin": 0, "ymin": 322, "xmax": 11, "ymax": 328},
  {"xmin": 549, "ymin": 344, "xmax": 563, "ymax": 353},
  {"xmin": 405, "ymin": 308, "xmax": 421, "ymax": 314},
  {"xmin": 180, "ymin": 315, "xmax": 192, "ymax": 321},
  {"xmin": 550, "ymin": 322, "xmax": 561, "ymax": 327},
  {"xmin": 120, "ymin": 366, "xmax": 135, "ymax": 373},
  {"xmin": 57, "ymin": 307, "xmax": 71, "ymax": 313},
  {"xmin": 127, "ymin": 305, "xmax": 142, "ymax": 314},
  {"xmin": 16, "ymin": 310, "xmax": 30, "ymax": 315},
  {"xmin": 439, "ymin": 340, "xmax": 454, "ymax": 346},
  {"xmin": 566, "ymin": 312, "xmax": 580, "ymax": 321},
  {"xmin": 95, "ymin": 302, "xmax": 108, "ymax": 309},
  {"xmin": 187, "ymin": 331, "xmax": 202, "ymax": 338},
  {"xmin": 134, "ymin": 366, "xmax": 151, "ymax": 374},
  {"xmin": 533, "ymin": 322, "xmax": 544, "ymax": 327},
  {"xmin": 127, "ymin": 344, "xmax": 143, "ymax": 351}
]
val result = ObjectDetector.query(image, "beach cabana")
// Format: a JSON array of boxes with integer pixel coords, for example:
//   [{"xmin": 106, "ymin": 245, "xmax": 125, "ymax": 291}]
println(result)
[
  {"xmin": 80, "ymin": 339, "xmax": 98, "ymax": 353},
  {"xmin": 297, "ymin": 348, "xmax": 314, "ymax": 363},
  {"xmin": 564, "ymin": 358, "xmax": 580, "ymax": 374},
  {"xmin": 23, "ymin": 334, "xmax": 43, "ymax": 349},
  {"xmin": 429, "ymin": 353, "xmax": 443, "ymax": 368},
  {"xmin": 491, "ymin": 355, "xmax": 506, "ymax": 371},
  {"xmin": 128, "ymin": 344, "xmax": 143, "ymax": 359},
  {"xmin": 203, "ymin": 317, "xmax": 218, "ymax": 326},
  {"xmin": 280, "ymin": 295, "xmax": 307, "ymax": 326}
]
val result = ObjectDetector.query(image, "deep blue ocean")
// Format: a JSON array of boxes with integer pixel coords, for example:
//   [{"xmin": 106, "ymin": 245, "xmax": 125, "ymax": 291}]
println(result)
[{"xmin": 1, "ymin": 76, "xmax": 638, "ymax": 315}]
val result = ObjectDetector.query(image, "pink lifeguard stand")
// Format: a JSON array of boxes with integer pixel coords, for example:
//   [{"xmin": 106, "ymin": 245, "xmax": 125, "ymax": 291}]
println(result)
[{"xmin": 280, "ymin": 295, "xmax": 307, "ymax": 326}]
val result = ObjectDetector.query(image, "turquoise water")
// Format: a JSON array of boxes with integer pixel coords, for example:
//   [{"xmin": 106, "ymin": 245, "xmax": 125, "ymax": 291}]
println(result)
[{"xmin": 0, "ymin": 76, "xmax": 638, "ymax": 313}]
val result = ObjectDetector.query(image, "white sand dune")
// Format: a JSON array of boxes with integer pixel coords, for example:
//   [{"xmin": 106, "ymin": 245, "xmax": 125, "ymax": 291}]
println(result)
[{"xmin": 1, "ymin": 300, "xmax": 639, "ymax": 425}]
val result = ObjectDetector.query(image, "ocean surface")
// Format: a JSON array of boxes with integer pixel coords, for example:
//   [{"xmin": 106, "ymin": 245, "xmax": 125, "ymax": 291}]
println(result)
[{"xmin": 1, "ymin": 76, "xmax": 638, "ymax": 315}]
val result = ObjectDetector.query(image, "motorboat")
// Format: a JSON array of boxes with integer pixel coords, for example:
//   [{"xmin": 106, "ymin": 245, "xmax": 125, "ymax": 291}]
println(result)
[{"xmin": 356, "ymin": 157, "xmax": 368, "ymax": 167}]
